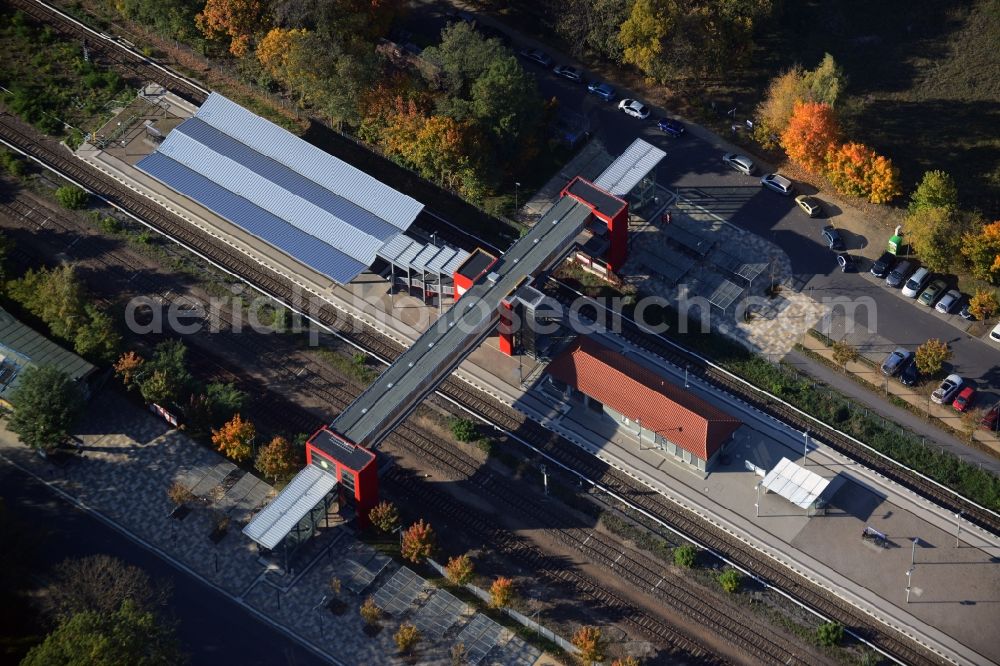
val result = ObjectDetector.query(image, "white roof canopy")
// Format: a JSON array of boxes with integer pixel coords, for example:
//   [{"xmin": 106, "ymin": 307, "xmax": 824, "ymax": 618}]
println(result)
[
  {"xmin": 761, "ymin": 457, "xmax": 831, "ymax": 510},
  {"xmin": 593, "ymin": 138, "xmax": 666, "ymax": 196},
  {"xmin": 243, "ymin": 465, "xmax": 337, "ymax": 549}
]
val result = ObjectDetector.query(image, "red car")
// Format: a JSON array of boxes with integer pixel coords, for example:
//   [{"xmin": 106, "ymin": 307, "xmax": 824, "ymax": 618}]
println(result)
[
  {"xmin": 981, "ymin": 404, "xmax": 1000, "ymax": 430},
  {"xmin": 952, "ymin": 387, "xmax": 976, "ymax": 412}
]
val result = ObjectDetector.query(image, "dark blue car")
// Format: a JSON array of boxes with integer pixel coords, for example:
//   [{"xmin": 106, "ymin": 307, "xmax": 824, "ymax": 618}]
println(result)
[
  {"xmin": 587, "ymin": 81, "xmax": 616, "ymax": 102},
  {"xmin": 657, "ymin": 117, "xmax": 685, "ymax": 138}
]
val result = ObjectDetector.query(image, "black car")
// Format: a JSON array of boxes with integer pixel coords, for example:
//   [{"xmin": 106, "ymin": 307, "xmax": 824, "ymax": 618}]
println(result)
[
  {"xmin": 519, "ymin": 49, "xmax": 553, "ymax": 67},
  {"xmin": 870, "ymin": 251, "xmax": 895, "ymax": 278},
  {"xmin": 821, "ymin": 225, "xmax": 845, "ymax": 251},
  {"xmin": 553, "ymin": 65, "xmax": 584, "ymax": 82},
  {"xmin": 657, "ymin": 117, "xmax": 685, "ymax": 138},
  {"xmin": 899, "ymin": 358, "xmax": 920, "ymax": 386},
  {"xmin": 960, "ymin": 303, "xmax": 976, "ymax": 321}
]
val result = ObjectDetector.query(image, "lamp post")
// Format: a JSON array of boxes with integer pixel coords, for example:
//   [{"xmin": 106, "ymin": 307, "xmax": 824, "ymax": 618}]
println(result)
[
  {"xmin": 803, "ymin": 431, "xmax": 809, "ymax": 465},
  {"xmin": 684, "ymin": 363, "xmax": 690, "ymax": 389},
  {"xmin": 755, "ymin": 481, "xmax": 761, "ymax": 518},
  {"xmin": 541, "ymin": 464, "xmax": 548, "ymax": 496},
  {"xmin": 905, "ymin": 568, "xmax": 913, "ymax": 603},
  {"xmin": 911, "ymin": 538, "xmax": 919, "ymax": 566},
  {"xmin": 514, "ymin": 182, "xmax": 521, "ymax": 214},
  {"xmin": 955, "ymin": 511, "xmax": 963, "ymax": 547}
]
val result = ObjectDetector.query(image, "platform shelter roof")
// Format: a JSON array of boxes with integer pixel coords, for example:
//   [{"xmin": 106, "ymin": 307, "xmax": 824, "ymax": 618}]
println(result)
[{"xmin": 137, "ymin": 92, "xmax": 422, "ymax": 284}]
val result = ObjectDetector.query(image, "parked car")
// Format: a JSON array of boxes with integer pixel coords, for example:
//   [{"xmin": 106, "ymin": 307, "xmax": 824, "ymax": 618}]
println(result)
[
  {"xmin": 899, "ymin": 359, "xmax": 920, "ymax": 386},
  {"xmin": 981, "ymin": 403, "xmax": 1000, "ymax": 431},
  {"xmin": 885, "ymin": 259, "xmax": 914, "ymax": 288},
  {"xmin": 880, "ymin": 348, "xmax": 913, "ymax": 376},
  {"xmin": 931, "ymin": 374, "xmax": 964, "ymax": 404},
  {"xmin": 991, "ymin": 322, "xmax": 1000, "ymax": 343},
  {"xmin": 618, "ymin": 98, "xmax": 650, "ymax": 119},
  {"xmin": 586, "ymin": 81, "xmax": 616, "ymax": 101},
  {"xmin": 794, "ymin": 195, "xmax": 822, "ymax": 218},
  {"xmin": 722, "ymin": 153, "xmax": 756, "ymax": 175},
  {"xmin": 901, "ymin": 267, "xmax": 931, "ymax": 298},
  {"xmin": 553, "ymin": 65, "xmax": 583, "ymax": 82},
  {"xmin": 761, "ymin": 173, "xmax": 794, "ymax": 196},
  {"xmin": 917, "ymin": 278, "xmax": 948, "ymax": 306},
  {"xmin": 656, "ymin": 117, "xmax": 685, "ymax": 137},
  {"xmin": 836, "ymin": 253, "xmax": 855, "ymax": 272},
  {"xmin": 935, "ymin": 289, "xmax": 961, "ymax": 314},
  {"xmin": 519, "ymin": 48, "xmax": 553, "ymax": 67},
  {"xmin": 953, "ymin": 387, "xmax": 976, "ymax": 412},
  {"xmin": 870, "ymin": 251, "xmax": 895, "ymax": 278},
  {"xmin": 959, "ymin": 303, "xmax": 976, "ymax": 321},
  {"xmin": 821, "ymin": 226, "xmax": 845, "ymax": 251}
]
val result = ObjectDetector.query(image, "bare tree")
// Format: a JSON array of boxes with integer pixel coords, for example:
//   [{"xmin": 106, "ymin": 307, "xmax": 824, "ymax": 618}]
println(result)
[{"xmin": 44, "ymin": 555, "xmax": 169, "ymax": 620}]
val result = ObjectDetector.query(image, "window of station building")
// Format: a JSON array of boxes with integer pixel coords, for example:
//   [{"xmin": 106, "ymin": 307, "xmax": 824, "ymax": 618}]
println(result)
[{"xmin": 340, "ymin": 470, "xmax": 356, "ymax": 494}]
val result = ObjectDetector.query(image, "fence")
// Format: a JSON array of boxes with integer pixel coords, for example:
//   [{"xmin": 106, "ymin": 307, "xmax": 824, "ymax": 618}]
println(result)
[{"xmin": 426, "ymin": 558, "xmax": 580, "ymax": 655}]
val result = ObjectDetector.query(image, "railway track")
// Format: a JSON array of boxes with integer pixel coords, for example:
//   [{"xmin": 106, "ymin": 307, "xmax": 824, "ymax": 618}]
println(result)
[{"xmin": 8, "ymin": 0, "xmax": 209, "ymax": 105}]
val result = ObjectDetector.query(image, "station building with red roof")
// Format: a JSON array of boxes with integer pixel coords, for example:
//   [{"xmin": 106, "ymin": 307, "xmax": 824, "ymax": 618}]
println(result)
[{"xmin": 545, "ymin": 336, "xmax": 742, "ymax": 472}]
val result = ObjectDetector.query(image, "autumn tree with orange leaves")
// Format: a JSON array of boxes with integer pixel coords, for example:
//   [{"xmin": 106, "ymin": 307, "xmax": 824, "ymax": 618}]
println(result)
[
  {"xmin": 113, "ymin": 351, "xmax": 144, "ymax": 390},
  {"xmin": 211, "ymin": 413, "xmax": 256, "ymax": 462},
  {"xmin": 489, "ymin": 576, "xmax": 515, "ymax": 608},
  {"xmin": 571, "ymin": 625, "xmax": 606, "ymax": 665},
  {"xmin": 401, "ymin": 519, "xmax": 435, "ymax": 563},
  {"xmin": 962, "ymin": 220, "xmax": 1000, "ymax": 283},
  {"xmin": 825, "ymin": 142, "xmax": 901, "ymax": 204},
  {"xmin": 196, "ymin": 0, "xmax": 270, "ymax": 57},
  {"xmin": 254, "ymin": 435, "xmax": 298, "ymax": 482},
  {"xmin": 781, "ymin": 101, "xmax": 840, "ymax": 174}
]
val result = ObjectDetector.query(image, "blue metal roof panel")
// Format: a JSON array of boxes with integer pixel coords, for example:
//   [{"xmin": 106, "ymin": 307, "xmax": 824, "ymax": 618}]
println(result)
[
  {"xmin": 377, "ymin": 234, "xmax": 416, "ymax": 263},
  {"xmin": 136, "ymin": 152, "xmax": 367, "ymax": 284},
  {"xmin": 157, "ymin": 124, "xmax": 386, "ymax": 264},
  {"xmin": 411, "ymin": 245, "xmax": 442, "ymax": 271},
  {"xmin": 176, "ymin": 118, "xmax": 398, "ymax": 241},
  {"xmin": 426, "ymin": 247, "xmax": 457, "ymax": 273},
  {"xmin": 194, "ymin": 93, "xmax": 423, "ymax": 231},
  {"xmin": 442, "ymin": 249, "xmax": 471, "ymax": 275}
]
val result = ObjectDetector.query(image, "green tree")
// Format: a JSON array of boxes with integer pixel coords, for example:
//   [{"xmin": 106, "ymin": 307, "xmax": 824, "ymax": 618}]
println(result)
[
  {"xmin": 909, "ymin": 170, "xmax": 959, "ymax": 213},
  {"xmin": 717, "ymin": 568, "xmax": 742, "ymax": 593},
  {"xmin": 816, "ymin": 621, "xmax": 844, "ymax": 647},
  {"xmin": 422, "ymin": 22, "xmax": 509, "ymax": 97},
  {"xmin": 138, "ymin": 340, "xmax": 191, "ymax": 406},
  {"xmin": 914, "ymin": 338, "xmax": 952, "ymax": 376},
  {"xmin": 449, "ymin": 418, "xmax": 478, "ymax": 443},
  {"xmin": 753, "ymin": 66, "xmax": 805, "ymax": 148},
  {"xmin": 7, "ymin": 265, "xmax": 86, "ymax": 342},
  {"xmin": 112, "ymin": 0, "xmax": 204, "ymax": 42},
  {"xmin": 554, "ymin": 0, "xmax": 631, "ymax": 63},
  {"xmin": 673, "ymin": 543, "xmax": 698, "ymax": 568},
  {"xmin": 21, "ymin": 599, "xmax": 181, "ymax": 666},
  {"xmin": 906, "ymin": 206, "xmax": 970, "ymax": 272},
  {"xmin": 55, "ymin": 185, "xmax": 89, "ymax": 210},
  {"xmin": 72, "ymin": 304, "xmax": 121, "ymax": 364},
  {"xmin": 8, "ymin": 366, "xmax": 84, "ymax": 452},
  {"xmin": 205, "ymin": 381, "xmax": 246, "ymax": 424},
  {"xmin": 470, "ymin": 56, "xmax": 543, "ymax": 166},
  {"xmin": 0, "ymin": 149, "xmax": 26, "ymax": 177},
  {"xmin": 800, "ymin": 53, "xmax": 848, "ymax": 107}
]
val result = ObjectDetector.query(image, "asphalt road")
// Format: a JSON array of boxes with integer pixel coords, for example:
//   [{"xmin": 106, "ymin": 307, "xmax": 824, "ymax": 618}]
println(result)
[{"xmin": 0, "ymin": 461, "xmax": 326, "ymax": 666}]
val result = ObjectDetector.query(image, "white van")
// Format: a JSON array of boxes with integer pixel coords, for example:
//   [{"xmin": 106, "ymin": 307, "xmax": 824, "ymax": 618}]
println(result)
[{"xmin": 901, "ymin": 267, "xmax": 930, "ymax": 298}]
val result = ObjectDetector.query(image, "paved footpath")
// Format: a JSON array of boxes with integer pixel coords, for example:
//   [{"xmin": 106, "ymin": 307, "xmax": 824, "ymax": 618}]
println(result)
[{"xmin": 0, "ymin": 389, "xmax": 514, "ymax": 666}]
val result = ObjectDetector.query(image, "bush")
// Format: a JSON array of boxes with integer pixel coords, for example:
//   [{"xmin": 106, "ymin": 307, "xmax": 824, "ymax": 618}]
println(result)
[
  {"xmin": 100, "ymin": 216, "xmax": 123, "ymax": 234},
  {"xmin": 449, "ymin": 417, "xmax": 478, "ymax": 443},
  {"xmin": 55, "ymin": 185, "xmax": 89, "ymax": 210},
  {"xmin": 717, "ymin": 568, "xmax": 742, "ymax": 593},
  {"xmin": 0, "ymin": 150, "xmax": 26, "ymax": 177},
  {"xmin": 816, "ymin": 621, "xmax": 844, "ymax": 647},
  {"xmin": 673, "ymin": 544, "xmax": 698, "ymax": 568}
]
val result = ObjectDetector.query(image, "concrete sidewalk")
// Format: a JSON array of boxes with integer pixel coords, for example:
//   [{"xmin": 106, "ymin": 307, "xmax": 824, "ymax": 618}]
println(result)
[{"xmin": 794, "ymin": 333, "xmax": 1000, "ymax": 471}]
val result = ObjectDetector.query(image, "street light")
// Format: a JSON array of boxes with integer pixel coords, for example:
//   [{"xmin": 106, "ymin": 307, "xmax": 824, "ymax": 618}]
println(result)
[
  {"xmin": 803, "ymin": 431, "xmax": 809, "ymax": 465},
  {"xmin": 755, "ymin": 481, "xmax": 762, "ymax": 518},
  {"xmin": 955, "ymin": 511, "xmax": 964, "ymax": 547},
  {"xmin": 905, "ymin": 568, "xmax": 913, "ymax": 603},
  {"xmin": 540, "ymin": 464, "xmax": 548, "ymax": 496},
  {"xmin": 911, "ymin": 538, "xmax": 919, "ymax": 566},
  {"xmin": 514, "ymin": 182, "xmax": 521, "ymax": 214},
  {"xmin": 684, "ymin": 363, "xmax": 690, "ymax": 389}
]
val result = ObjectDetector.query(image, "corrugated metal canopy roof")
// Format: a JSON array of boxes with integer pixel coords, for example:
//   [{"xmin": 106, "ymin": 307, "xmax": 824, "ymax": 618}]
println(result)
[
  {"xmin": 0, "ymin": 308, "xmax": 96, "ymax": 400},
  {"xmin": 137, "ymin": 92, "xmax": 423, "ymax": 284},
  {"xmin": 593, "ymin": 139, "xmax": 666, "ymax": 196},
  {"xmin": 377, "ymin": 237, "xmax": 470, "ymax": 275},
  {"xmin": 761, "ymin": 457, "xmax": 831, "ymax": 509},
  {"xmin": 546, "ymin": 336, "xmax": 741, "ymax": 460},
  {"xmin": 242, "ymin": 465, "xmax": 337, "ymax": 550}
]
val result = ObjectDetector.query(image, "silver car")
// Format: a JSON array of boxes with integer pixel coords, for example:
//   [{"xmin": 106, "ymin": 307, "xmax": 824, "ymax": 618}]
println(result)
[
  {"xmin": 934, "ymin": 289, "xmax": 961, "ymax": 314},
  {"xmin": 794, "ymin": 195, "xmax": 822, "ymax": 217},
  {"xmin": 723, "ymin": 153, "xmax": 756, "ymax": 175},
  {"xmin": 761, "ymin": 173, "xmax": 794, "ymax": 195},
  {"xmin": 931, "ymin": 374, "xmax": 963, "ymax": 404}
]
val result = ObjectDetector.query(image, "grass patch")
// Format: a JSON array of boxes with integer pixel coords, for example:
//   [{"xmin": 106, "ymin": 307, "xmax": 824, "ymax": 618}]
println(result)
[{"xmin": 313, "ymin": 347, "xmax": 379, "ymax": 386}]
